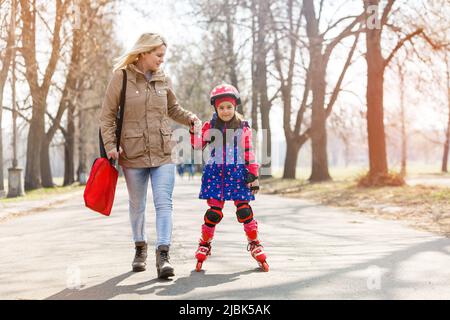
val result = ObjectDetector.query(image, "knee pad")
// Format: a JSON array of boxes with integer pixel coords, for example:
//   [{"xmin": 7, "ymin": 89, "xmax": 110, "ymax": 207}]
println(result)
[
  {"xmin": 204, "ymin": 207, "xmax": 223, "ymax": 227},
  {"xmin": 236, "ymin": 203, "xmax": 253, "ymax": 224}
]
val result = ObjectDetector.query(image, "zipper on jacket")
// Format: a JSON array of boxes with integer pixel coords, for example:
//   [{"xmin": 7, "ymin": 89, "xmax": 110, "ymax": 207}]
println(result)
[{"xmin": 221, "ymin": 122, "xmax": 226, "ymax": 201}]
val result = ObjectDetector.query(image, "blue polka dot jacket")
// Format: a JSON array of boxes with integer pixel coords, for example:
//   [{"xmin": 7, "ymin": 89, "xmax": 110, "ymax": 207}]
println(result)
[{"xmin": 190, "ymin": 113, "xmax": 259, "ymax": 201}]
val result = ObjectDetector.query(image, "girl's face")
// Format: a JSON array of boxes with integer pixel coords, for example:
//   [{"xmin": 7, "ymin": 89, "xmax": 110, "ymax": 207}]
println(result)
[
  {"xmin": 216, "ymin": 101, "xmax": 235, "ymax": 122},
  {"xmin": 141, "ymin": 45, "xmax": 166, "ymax": 72}
]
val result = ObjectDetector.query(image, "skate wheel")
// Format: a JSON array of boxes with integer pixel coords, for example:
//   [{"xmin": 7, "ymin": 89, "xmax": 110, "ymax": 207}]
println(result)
[
  {"xmin": 195, "ymin": 261, "xmax": 203, "ymax": 272},
  {"xmin": 260, "ymin": 261, "xmax": 269, "ymax": 272}
]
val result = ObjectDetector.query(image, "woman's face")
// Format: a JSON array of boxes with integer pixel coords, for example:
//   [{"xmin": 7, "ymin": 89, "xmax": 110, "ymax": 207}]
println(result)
[
  {"xmin": 141, "ymin": 45, "xmax": 166, "ymax": 72},
  {"xmin": 216, "ymin": 101, "xmax": 235, "ymax": 122}
]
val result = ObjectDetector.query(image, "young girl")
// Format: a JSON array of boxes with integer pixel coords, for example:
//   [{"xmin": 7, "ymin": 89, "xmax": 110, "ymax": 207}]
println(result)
[{"xmin": 190, "ymin": 84, "xmax": 269, "ymax": 272}]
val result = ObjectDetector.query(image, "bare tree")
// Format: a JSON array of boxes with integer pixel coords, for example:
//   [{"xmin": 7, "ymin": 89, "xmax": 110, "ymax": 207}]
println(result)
[
  {"xmin": 271, "ymin": 0, "xmax": 310, "ymax": 179},
  {"xmin": 190, "ymin": 0, "xmax": 244, "ymax": 109},
  {"xmin": 76, "ymin": 2, "xmax": 121, "ymax": 184},
  {"xmin": 441, "ymin": 52, "xmax": 450, "ymax": 172},
  {"xmin": 249, "ymin": 0, "xmax": 273, "ymax": 177},
  {"xmin": 38, "ymin": 0, "xmax": 117, "ymax": 186},
  {"xmin": 397, "ymin": 60, "xmax": 407, "ymax": 176},
  {"xmin": 362, "ymin": 0, "xmax": 438, "ymax": 185},
  {"xmin": 41, "ymin": 3, "xmax": 84, "ymax": 187},
  {"xmin": 0, "ymin": 0, "xmax": 16, "ymax": 195},
  {"xmin": 271, "ymin": 0, "xmax": 361, "ymax": 180},
  {"xmin": 19, "ymin": 0, "xmax": 69, "ymax": 190},
  {"xmin": 329, "ymin": 102, "xmax": 366, "ymax": 168},
  {"xmin": 302, "ymin": 0, "xmax": 362, "ymax": 182}
]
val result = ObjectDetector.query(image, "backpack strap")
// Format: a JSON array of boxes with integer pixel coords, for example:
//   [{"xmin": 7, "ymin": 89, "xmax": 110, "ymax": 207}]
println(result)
[
  {"xmin": 210, "ymin": 112, "xmax": 218, "ymax": 128},
  {"xmin": 115, "ymin": 69, "xmax": 128, "ymax": 150}
]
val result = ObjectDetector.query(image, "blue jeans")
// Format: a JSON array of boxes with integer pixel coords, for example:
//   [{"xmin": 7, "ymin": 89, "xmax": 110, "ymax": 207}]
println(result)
[{"xmin": 122, "ymin": 164, "xmax": 175, "ymax": 248}]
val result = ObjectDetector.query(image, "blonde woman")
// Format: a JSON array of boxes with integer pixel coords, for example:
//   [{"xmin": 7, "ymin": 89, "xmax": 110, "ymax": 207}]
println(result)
[{"xmin": 100, "ymin": 33, "xmax": 200, "ymax": 279}]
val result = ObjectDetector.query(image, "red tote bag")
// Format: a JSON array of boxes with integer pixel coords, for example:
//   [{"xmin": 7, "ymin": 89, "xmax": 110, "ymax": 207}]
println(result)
[
  {"xmin": 83, "ymin": 158, "xmax": 118, "ymax": 216},
  {"xmin": 84, "ymin": 69, "xmax": 127, "ymax": 216}
]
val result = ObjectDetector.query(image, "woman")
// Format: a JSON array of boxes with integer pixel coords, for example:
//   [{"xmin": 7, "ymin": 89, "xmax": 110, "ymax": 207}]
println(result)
[{"xmin": 100, "ymin": 33, "xmax": 200, "ymax": 279}]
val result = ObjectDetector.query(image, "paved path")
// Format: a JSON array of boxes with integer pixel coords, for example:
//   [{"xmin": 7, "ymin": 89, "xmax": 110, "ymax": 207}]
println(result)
[{"xmin": 1, "ymin": 178, "xmax": 450, "ymax": 300}]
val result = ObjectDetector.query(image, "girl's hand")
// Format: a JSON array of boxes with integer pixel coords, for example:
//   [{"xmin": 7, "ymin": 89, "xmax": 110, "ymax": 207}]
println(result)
[
  {"xmin": 247, "ymin": 179, "xmax": 260, "ymax": 195},
  {"xmin": 189, "ymin": 115, "xmax": 201, "ymax": 127},
  {"xmin": 106, "ymin": 146, "xmax": 123, "ymax": 160}
]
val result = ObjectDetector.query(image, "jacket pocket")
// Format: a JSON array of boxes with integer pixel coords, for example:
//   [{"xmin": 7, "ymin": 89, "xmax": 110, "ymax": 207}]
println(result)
[
  {"xmin": 160, "ymin": 127, "xmax": 174, "ymax": 155},
  {"xmin": 155, "ymin": 82, "xmax": 167, "ymax": 96},
  {"xmin": 153, "ymin": 82, "xmax": 168, "ymax": 108},
  {"xmin": 122, "ymin": 130, "xmax": 146, "ymax": 159}
]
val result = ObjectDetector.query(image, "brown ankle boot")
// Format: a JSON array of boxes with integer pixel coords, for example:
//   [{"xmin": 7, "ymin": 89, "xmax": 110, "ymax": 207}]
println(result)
[
  {"xmin": 132, "ymin": 241, "xmax": 147, "ymax": 272},
  {"xmin": 155, "ymin": 245, "xmax": 175, "ymax": 279}
]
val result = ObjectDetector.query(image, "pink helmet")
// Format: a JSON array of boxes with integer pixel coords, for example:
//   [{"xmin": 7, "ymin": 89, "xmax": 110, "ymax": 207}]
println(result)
[{"xmin": 209, "ymin": 84, "xmax": 241, "ymax": 107}]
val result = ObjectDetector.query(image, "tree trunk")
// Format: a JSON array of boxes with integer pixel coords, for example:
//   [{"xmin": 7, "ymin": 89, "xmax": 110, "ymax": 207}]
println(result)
[
  {"xmin": 64, "ymin": 101, "xmax": 75, "ymax": 185},
  {"xmin": 257, "ymin": 1, "xmax": 272, "ymax": 178},
  {"xmin": 399, "ymin": 64, "xmax": 407, "ymax": 177},
  {"xmin": 308, "ymin": 58, "xmax": 331, "ymax": 182},
  {"xmin": 77, "ymin": 105, "xmax": 87, "ymax": 184},
  {"xmin": 303, "ymin": 0, "xmax": 331, "ymax": 182},
  {"xmin": 25, "ymin": 104, "xmax": 45, "ymax": 190},
  {"xmin": 365, "ymin": 26, "xmax": 389, "ymax": 179},
  {"xmin": 250, "ymin": 0, "xmax": 259, "ymax": 151},
  {"xmin": 21, "ymin": 0, "xmax": 65, "ymax": 191},
  {"xmin": 309, "ymin": 108, "xmax": 331, "ymax": 181},
  {"xmin": 0, "ymin": 95, "xmax": 4, "ymax": 193},
  {"xmin": 0, "ymin": 0, "xmax": 16, "ymax": 194},
  {"xmin": 283, "ymin": 138, "xmax": 301, "ymax": 179},
  {"xmin": 223, "ymin": 0, "xmax": 241, "ymax": 114},
  {"xmin": 442, "ymin": 54, "xmax": 450, "ymax": 173},
  {"xmin": 442, "ymin": 122, "xmax": 450, "ymax": 173},
  {"xmin": 40, "ymin": 140, "xmax": 54, "ymax": 187},
  {"xmin": 260, "ymin": 101, "xmax": 272, "ymax": 178}
]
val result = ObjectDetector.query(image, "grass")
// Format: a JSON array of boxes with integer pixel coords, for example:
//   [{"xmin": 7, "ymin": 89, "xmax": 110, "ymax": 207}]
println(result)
[
  {"xmin": 260, "ymin": 174, "xmax": 450, "ymax": 237},
  {"xmin": 0, "ymin": 177, "xmax": 85, "ymax": 203},
  {"xmin": 269, "ymin": 164, "xmax": 450, "ymax": 180}
]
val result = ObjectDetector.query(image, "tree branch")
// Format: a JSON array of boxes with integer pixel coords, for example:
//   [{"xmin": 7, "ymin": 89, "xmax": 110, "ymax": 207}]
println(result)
[
  {"xmin": 46, "ymin": 110, "xmax": 67, "ymax": 136},
  {"xmin": 294, "ymin": 66, "xmax": 311, "ymax": 136},
  {"xmin": 321, "ymin": 15, "xmax": 359, "ymax": 38},
  {"xmin": 326, "ymin": 32, "xmax": 360, "ymax": 118},
  {"xmin": 380, "ymin": 0, "xmax": 395, "ymax": 28},
  {"xmin": 384, "ymin": 28, "xmax": 424, "ymax": 68},
  {"xmin": 3, "ymin": 105, "xmax": 31, "ymax": 123},
  {"xmin": 323, "ymin": 13, "xmax": 364, "ymax": 62}
]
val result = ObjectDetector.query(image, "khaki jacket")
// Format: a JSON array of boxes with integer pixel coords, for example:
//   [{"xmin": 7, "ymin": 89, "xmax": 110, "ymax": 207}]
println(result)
[{"xmin": 100, "ymin": 64, "xmax": 194, "ymax": 168}]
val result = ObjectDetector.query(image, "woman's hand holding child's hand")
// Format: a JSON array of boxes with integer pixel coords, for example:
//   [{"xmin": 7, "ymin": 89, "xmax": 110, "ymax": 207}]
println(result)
[{"xmin": 189, "ymin": 115, "xmax": 202, "ymax": 133}]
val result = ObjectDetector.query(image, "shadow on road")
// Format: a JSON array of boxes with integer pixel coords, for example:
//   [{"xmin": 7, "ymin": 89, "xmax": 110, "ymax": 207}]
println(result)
[
  {"xmin": 151, "ymin": 269, "xmax": 257, "ymax": 297},
  {"xmin": 194, "ymin": 238, "xmax": 450, "ymax": 300},
  {"xmin": 44, "ymin": 269, "xmax": 258, "ymax": 300}
]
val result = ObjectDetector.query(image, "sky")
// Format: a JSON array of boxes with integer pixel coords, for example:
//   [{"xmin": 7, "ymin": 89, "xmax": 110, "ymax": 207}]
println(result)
[{"xmin": 115, "ymin": 0, "xmax": 203, "ymax": 53}]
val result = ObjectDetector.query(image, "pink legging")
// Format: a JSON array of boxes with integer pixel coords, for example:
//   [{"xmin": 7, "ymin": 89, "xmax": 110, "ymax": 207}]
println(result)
[
  {"xmin": 207, "ymin": 198, "xmax": 248, "ymax": 209},
  {"xmin": 203, "ymin": 198, "xmax": 258, "ymax": 241}
]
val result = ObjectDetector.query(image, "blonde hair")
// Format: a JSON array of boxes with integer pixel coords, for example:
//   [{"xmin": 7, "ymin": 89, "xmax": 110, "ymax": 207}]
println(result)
[
  {"xmin": 234, "ymin": 111, "xmax": 244, "ymax": 121},
  {"xmin": 113, "ymin": 33, "xmax": 167, "ymax": 72}
]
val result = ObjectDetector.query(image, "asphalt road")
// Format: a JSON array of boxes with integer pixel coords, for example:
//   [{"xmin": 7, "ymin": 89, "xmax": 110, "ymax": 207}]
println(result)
[{"xmin": 1, "ymin": 177, "xmax": 450, "ymax": 300}]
